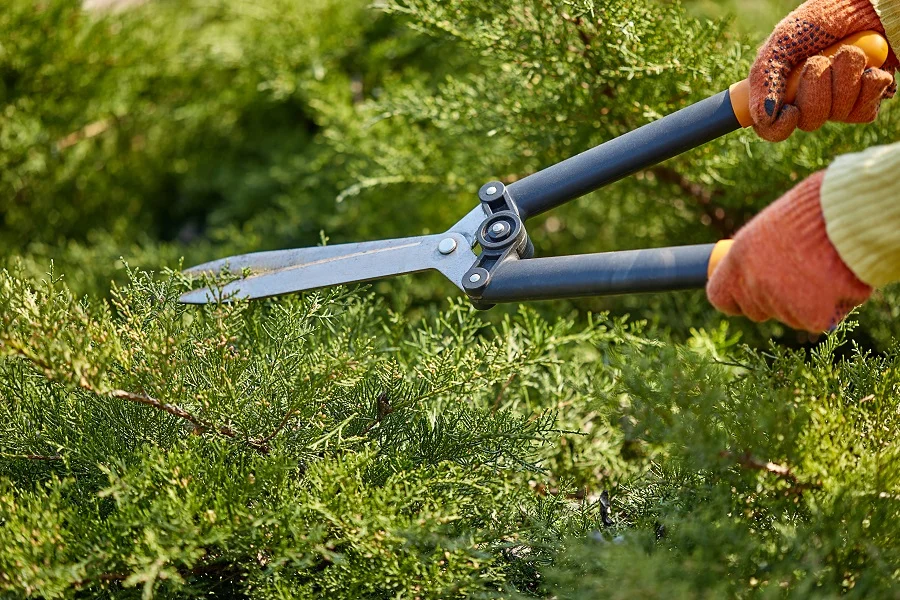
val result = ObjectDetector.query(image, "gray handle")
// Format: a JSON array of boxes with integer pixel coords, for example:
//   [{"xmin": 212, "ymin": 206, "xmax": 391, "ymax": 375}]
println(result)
[
  {"xmin": 506, "ymin": 90, "xmax": 741, "ymax": 220},
  {"xmin": 478, "ymin": 244, "xmax": 717, "ymax": 303}
]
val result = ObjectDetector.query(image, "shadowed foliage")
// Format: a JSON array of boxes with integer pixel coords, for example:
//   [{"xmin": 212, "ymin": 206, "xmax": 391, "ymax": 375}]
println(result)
[{"xmin": 4, "ymin": 0, "xmax": 900, "ymax": 597}]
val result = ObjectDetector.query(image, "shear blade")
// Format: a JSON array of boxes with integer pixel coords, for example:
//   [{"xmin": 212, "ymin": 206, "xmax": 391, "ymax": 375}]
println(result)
[{"xmin": 179, "ymin": 232, "xmax": 477, "ymax": 304}]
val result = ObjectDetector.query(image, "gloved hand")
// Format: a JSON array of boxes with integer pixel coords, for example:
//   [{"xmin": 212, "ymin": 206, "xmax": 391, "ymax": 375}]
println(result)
[
  {"xmin": 706, "ymin": 172, "xmax": 872, "ymax": 333},
  {"xmin": 751, "ymin": 0, "xmax": 898, "ymax": 141}
]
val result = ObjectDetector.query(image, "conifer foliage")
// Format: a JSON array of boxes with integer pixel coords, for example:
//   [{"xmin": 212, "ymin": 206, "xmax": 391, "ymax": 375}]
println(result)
[{"xmin": 4, "ymin": 0, "xmax": 900, "ymax": 597}]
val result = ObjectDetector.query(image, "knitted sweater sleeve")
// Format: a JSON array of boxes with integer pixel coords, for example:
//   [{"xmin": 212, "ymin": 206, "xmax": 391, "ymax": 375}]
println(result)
[
  {"xmin": 818, "ymin": 0, "xmax": 900, "ymax": 288},
  {"xmin": 871, "ymin": 0, "xmax": 900, "ymax": 48},
  {"xmin": 821, "ymin": 141, "xmax": 900, "ymax": 288}
]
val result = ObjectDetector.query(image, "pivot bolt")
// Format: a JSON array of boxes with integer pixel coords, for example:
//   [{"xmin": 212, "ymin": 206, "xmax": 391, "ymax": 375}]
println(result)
[
  {"xmin": 468, "ymin": 273, "xmax": 482, "ymax": 284},
  {"xmin": 438, "ymin": 238, "xmax": 458, "ymax": 255},
  {"xmin": 490, "ymin": 223, "xmax": 506, "ymax": 235},
  {"xmin": 486, "ymin": 186, "xmax": 498, "ymax": 196}
]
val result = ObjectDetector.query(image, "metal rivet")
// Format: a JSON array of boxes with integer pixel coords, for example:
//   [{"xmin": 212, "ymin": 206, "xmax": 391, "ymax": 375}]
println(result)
[
  {"xmin": 469, "ymin": 273, "xmax": 482, "ymax": 283},
  {"xmin": 438, "ymin": 238, "xmax": 457, "ymax": 255},
  {"xmin": 490, "ymin": 223, "xmax": 506, "ymax": 234},
  {"xmin": 486, "ymin": 186, "xmax": 498, "ymax": 195}
]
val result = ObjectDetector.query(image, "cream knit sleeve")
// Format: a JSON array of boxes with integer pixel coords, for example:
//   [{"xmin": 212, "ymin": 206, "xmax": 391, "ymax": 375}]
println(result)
[
  {"xmin": 871, "ymin": 0, "xmax": 900, "ymax": 49},
  {"xmin": 818, "ymin": 2, "xmax": 900, "ymax": 288},
  {"xmin": 821, "ymin": 141, "xmax": 900, "ymax": 287}
]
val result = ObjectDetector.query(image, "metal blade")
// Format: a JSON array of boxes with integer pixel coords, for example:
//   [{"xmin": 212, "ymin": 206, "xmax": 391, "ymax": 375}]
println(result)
[
  {"xmin": 179, "ymin": 232, "xmax": 477, "ymax": 304},
  {"xmin": 180, "ymin": 206, "xmax": 486, "ymax": 304},
  {"xmin": 183, "ymin": 206, "xmax": 486, "ymax": 278},
  {"xmin": 182, "ymin": 243, "xmax": 380, "ymax": 278}
]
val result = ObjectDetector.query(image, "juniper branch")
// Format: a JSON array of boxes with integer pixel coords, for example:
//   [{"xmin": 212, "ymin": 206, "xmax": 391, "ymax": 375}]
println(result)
[
  {"xmin": 721, "ymin": 450, "xmax": 821, "ymax": 492},
  {"xmin": 3, "ymin": 338, "xmax": 273, "ymax": 454},
  {"xmin": 361, "ymin": 391, "xmax": 394, "ymax": 435},
  {"xmin": 74, "ymin": 560, "xmax": 244, "ymax": 589},
  {"xmin": 108, "ymin": 390, "xmax": 271, "ymax": 454},
  {"xmin": 493, "ymin": 373, "xmax": 517, "ymax": 414},
  {"xmin": 0, "ymin": 452, "xmax": 63, "ymax": 461},
  {"xmin": 253, "ymin": 407, "xmax": 299, "ymax": 447}
]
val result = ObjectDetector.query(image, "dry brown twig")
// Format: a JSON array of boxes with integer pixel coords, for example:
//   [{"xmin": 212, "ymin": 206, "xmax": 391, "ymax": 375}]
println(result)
[
  {"xmin": 108, "ymin": 389, "xmax": 271, "ymax": 453},
  {"xmin": 2, "ymin": 338, "xmax": 273, "ymax": 454},
  {"xmin": 721, "ymin": 450, "xmax": 821, "ymax": 493},
  {"xmin": 0, "ymin": 452, "xmax": 63, "ymax": 461}
]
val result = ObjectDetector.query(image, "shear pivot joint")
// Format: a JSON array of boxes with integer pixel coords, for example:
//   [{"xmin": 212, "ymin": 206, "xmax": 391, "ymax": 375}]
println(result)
[{"xmin": 463, "ymin": 182, "xmax": 536, "ymax": 308}]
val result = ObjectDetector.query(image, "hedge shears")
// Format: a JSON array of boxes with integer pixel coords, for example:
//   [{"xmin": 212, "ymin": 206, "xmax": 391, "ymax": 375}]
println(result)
[{"xmin": 181, "ymin": 32, "xmax": 888, "ymax": 309}]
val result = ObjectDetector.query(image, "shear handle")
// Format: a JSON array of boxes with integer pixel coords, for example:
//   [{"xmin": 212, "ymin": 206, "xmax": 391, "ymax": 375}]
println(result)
[
  {"xmin": 505, "ymin": 31, "xmax": 888, "ymax": 220},
  {"xmin": 478, "ymin": 244, "xmax": 716, "ymax": 303},
  {"xmin": 506, "ymin": 91, "xmax": 739, "ymax": 220}
]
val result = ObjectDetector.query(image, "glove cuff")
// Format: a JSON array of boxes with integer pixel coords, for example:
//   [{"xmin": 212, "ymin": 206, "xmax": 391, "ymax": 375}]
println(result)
[{"xmin": 822, "ymin": 141, "xmax": 900, "ymax": 287}]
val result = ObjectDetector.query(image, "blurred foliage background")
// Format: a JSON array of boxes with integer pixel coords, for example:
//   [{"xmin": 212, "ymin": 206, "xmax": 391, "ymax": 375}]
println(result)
[
  {"xmin": 5, "ymin": 0, "xmax": 900, "ymax": 597},
  {"xmin": 5, "ymin": 0, "xmax": 898, "ymax": 348}
]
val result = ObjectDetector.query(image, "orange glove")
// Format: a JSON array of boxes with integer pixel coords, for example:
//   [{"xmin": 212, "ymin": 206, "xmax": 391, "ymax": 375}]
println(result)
[
  {"xmin": 706, "ymin": 172, "xmax": 872, "ymax": 333},
  {"xmin": 751, "ymin": 0, "xmax": 898, "ymax": 141}
]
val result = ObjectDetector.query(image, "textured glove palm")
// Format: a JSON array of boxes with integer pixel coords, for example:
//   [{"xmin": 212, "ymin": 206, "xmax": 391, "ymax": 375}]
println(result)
[{"xmin": 751, "ymin": 0, "xmax": 897, "ymax": 141}]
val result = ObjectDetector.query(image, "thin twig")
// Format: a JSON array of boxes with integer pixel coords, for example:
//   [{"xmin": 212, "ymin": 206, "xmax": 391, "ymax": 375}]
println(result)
[
  {"xmin": 0, "ymin": 452, "xmax": 63, "ymax": 461},
  {"xmin": 253, "ymin": 407, "xmax": 298, "ymax": 447},
  {"xmin": 1, "ymin": 338, "xmax": 55, "ymax": 376},
  {"xmin": 109, "ymin": 389, "xmax": 208, "ymax": 431},
  {"xmin": 56, "ymin": 118, "xmax": 114, "ymax": 151},
  {"xmin": 493, "ymin": 373, "xmax": 518, "ymax": 414},
  {"xmin": 713, "ymin": 359, "xmax": 757, "ymax": 371},
  {"xmin": 3, "ymin": 339, "xmax": 271, "ymax": 454},
  {"xmin": 721, "ymin": 450, "xmax": 821, "ymax": 493},
  {"xmin": 361, "ymin": 391, "xmax": 394, "ymax": 436},
  {"xmin": 75, "ymin": 560, "xmax": 242, "ymax": 588},
  {"xmin": 109, "ymin": 390, "xmax": 270, "ymax": 454}
]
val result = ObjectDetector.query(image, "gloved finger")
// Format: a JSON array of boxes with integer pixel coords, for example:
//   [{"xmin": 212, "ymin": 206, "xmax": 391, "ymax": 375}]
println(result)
[
  {"xmin": 748, "ymin": 272, "xmax": 817, "ymax": 331},
  {"xmin": 723, "ymin": 273, "xmax": 771, "ymax": 323},
  {"xmin": 828, "ymin": 300, "xmax": 858, "ymax": 331},
  {"xmin": 795, "ymin": 55, "xmax": 833, "ymax": 131},
  {"xmin": 734, "ymin": 288, "xmax": 770, "ymax": 324},
  {"xmin": 885, "ymin": 76, "xmax": 898, "ymax": 100},
  {"xmin": 750, "ymin": 19, "xmax": 842, "ymax": 130},
  {"xmin": 706, "ymin": 264, "xmax": 743, "ymax": 317},
  {"xmin": 753, "ymin": 104, "xmax": 800, "ymax": 142},
  {"xmin": 785, "ymin": 295, "xmax": 846, "ymax": 333},
  {"xmin": 829, "ymin": 45, "xmax": 866, "ymax": 120},
  {"xmin": 806, "ymin": 297, "xmax": 867, "ymax": 332},
  {"xmin": 883, "ymin": 49, "xmax": 899, "ymax": 99},
  {"xmin": 845, "ymin": 68, "xmax": 894, "ymax": 123},
  {"xmin": 882, "ymin": 64, "xmax": 898, "ymax": 99},
  {"xmin": 773, "ymin": 305, "xmax": 811, "ymax": 333},
  {"xmin": 788, "ymin": 269, "xmax": 872, "ymax": 332}
]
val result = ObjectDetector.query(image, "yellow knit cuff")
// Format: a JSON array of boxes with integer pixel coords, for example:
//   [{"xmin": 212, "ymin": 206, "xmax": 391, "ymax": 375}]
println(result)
[
  {"xmin": 871, "ymin": 0, "xmax": 900, "ymax": 51},
  {"xmin": 821, "ymin": 142, "xmax": 900, "ymax": 288}
]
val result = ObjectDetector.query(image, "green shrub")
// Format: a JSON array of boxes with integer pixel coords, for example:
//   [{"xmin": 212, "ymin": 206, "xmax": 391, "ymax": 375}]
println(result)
[{"xmin": 4, "ymin": 0, "xmax": 900, "ymax": 597}]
